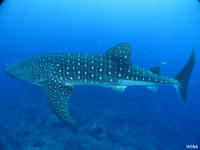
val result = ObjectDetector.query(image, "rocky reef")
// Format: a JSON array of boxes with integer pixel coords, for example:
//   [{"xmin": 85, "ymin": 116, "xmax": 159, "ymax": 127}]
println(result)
[{"xmin": 0, "ymin": 85, "xmax": 197, "ymax": 150}]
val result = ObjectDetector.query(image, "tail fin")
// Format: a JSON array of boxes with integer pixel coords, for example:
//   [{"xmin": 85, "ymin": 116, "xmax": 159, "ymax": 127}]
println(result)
[{"xmin": 174, "ymin": 49, "xmax": 195, "ymax": 103}]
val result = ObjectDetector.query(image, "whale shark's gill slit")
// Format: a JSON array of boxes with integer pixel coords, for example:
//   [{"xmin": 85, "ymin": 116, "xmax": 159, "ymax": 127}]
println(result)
[{"xmin": 42, "ymin": 81, "xmax": 74, "ymax": 124}]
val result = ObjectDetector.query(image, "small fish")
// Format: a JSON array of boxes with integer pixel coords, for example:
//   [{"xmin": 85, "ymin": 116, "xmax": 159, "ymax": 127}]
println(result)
[
  {"xmin": 161, "ymin": 61, "xmax": 168, "ymax": 65},
  {"xmin": 6, "ymin": 43, "xmax": 195, "ymax": 124}
]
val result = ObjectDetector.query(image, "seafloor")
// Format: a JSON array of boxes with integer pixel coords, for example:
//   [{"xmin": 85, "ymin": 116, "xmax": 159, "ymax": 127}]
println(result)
[{"xmin": 0, "ymin": 81, "xmax": 197, "ymax": 150}]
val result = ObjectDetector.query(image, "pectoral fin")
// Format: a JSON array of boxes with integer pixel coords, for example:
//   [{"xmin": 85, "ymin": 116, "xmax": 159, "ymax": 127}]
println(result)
[{"xmin": 42, "ymin": 81, "xmax": 74, "ymax": 124}]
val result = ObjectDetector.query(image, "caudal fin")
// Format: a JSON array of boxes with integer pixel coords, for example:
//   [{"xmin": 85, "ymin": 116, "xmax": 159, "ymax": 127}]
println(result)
[{"xmin": 174, "ymin": 49, "xmax": 195, "ymax": 103}]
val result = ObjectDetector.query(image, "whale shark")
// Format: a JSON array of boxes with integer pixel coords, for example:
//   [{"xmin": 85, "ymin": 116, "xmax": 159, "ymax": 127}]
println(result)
[{"xmin": 6, "ymin": 43, "xmax": 195, "ymax": 124}]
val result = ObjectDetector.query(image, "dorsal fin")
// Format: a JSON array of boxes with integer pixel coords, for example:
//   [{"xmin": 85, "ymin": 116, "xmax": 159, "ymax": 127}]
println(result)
[
  {"xmin": 105, "ymin": 43, "xmax": 132, "ymax": 62},
  {"xmin": 150, "ymin": 67, "xmax": 161, "ymax": 74}
]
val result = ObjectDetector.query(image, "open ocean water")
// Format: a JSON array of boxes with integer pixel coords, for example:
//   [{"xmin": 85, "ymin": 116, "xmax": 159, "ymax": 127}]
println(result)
[{"xmin": 0, "ymin": 0, "xmax": 200, "ymax": 150}]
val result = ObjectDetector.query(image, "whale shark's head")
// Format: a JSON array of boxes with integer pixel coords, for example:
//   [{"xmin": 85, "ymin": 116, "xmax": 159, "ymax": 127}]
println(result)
[
  {"xmin": 6, "ymin": 57, "xmax": 51, "ymax": 85},
  {"xmin": 6, "ymin": 59, "xmax": 31, "ymax": 80}
]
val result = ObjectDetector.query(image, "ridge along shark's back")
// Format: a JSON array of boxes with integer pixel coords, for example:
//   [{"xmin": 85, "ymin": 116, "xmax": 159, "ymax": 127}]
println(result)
[{"xmin": 6, "ymin": 43, "xmax": 195, "ymax": 124}]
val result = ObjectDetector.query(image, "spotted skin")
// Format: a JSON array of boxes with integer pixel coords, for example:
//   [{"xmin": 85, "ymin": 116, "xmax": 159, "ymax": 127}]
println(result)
[
  {"xmin": 6, "ymin": 43, "xmax": 193, "ymax": 124},
  {"xmin": 42, "ymin": 81, "xmax": 74, "ymax": 124},
  {"xmin": 37, "ymin": 50, "xmax": 177, "ymax": 86}
]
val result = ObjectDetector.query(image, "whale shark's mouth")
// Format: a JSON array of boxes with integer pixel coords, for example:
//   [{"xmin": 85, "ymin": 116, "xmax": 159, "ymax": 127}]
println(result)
[
  {"xmin": 6, "ymin": 68, "xmax": 16, "ymax": 78},
  {"xmin": 6, "ymin": 70, "xmax": 24, "ymax": 79},
  {"xmin": 6, "ymin": 65, "xmax": 27, "ymax": 80}
]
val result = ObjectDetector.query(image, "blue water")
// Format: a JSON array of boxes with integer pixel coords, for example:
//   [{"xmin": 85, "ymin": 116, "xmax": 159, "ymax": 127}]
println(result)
[{"xmin": 0, "ymin": 0, "xmax": 200, "ymax": 149}]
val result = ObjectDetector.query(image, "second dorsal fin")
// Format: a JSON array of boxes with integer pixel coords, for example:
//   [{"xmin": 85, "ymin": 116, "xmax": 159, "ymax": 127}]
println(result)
[
  {"xmin": 150, "ymin": 67, "xmax": 161, "ymax": 74},
  {"xmin": 105, "ymin": 43, "xmax": 132, "ymax": 62}
]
